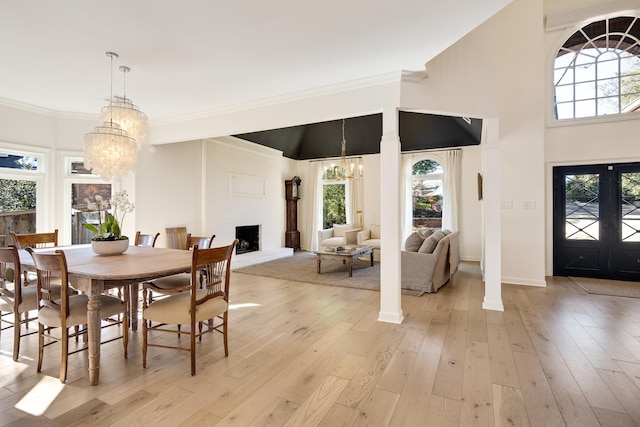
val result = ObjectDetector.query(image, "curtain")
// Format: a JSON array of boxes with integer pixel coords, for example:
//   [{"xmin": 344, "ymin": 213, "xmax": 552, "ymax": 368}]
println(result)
[
  {"xmin": 400, "ymin": 153, "xmax": 415, "ymax": 248},
  {"xmin": 441, "ymin": 150, "xmax": 461, "ymax": 231},
  {"xmin": 305, "ymin": 161, "xmax": 323, "ymax": 251}
]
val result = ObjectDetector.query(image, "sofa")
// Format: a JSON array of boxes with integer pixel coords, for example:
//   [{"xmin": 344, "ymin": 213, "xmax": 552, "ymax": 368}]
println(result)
[
  {"xmin": 318, "ymin": 223, "xmax": 360, "ymax": 249},
  {"xmin": 401, "ymin": 229, "xmax": 459, "ymax": 293}
]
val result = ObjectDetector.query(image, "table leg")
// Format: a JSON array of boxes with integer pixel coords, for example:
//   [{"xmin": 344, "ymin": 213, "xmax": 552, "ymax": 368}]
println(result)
[
  {"xmin": 348, "ymin": 257, "xmax": 353, "ymax": 277},
  {"xmin": 317, "ymin": 257, "xmax": 321, "ymax": 274},
  {"xmin": 370, "ymin": 251, "xmax": 374, "ymax": 266},
  {"xmin": 129, "ymin": 283, "xmax": 139, "ymax": 332},
  {"xmin": 86, "ymin": 287, "xmax": 102, "ymax": 386}
]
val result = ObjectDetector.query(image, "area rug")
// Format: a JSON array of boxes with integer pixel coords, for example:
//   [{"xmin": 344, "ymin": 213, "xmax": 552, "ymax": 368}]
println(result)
[
  {"xmin": 569, "ymin": 276, "xmax": 640, "ymax": 298},
  {"xmin": 233, "ymin": 251, "xmax": 423, "ymax": 295}
]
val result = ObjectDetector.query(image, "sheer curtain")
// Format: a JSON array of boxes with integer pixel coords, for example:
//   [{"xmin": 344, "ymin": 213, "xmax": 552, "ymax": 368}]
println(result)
[
  {"xmin": 441, "ymin": 150, "xmax": 461, "ymax": 231},
  {"xmin": 305, "ymin": 161, "xmax": 323, "ymax": 251},
  {"xmin": 400, "ymin": 153, "xmax": 415, "ymax": 248}
]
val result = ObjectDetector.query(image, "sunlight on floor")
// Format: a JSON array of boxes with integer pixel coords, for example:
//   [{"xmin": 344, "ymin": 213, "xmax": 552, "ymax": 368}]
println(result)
[
  {"xmin": 229, "ymin": 303, "xmax": 261, "ymax": 310},
  {"xmin": 0, "ymin": 359, "xmax": 28, "ymax": 388},
  {"xmin": 14, "ymin": 376, "xmax": 65, "ymax": 416}
]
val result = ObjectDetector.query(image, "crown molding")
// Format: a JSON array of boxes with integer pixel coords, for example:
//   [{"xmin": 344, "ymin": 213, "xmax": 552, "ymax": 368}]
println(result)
[
  {"xmin": 151, "ymin": 71, "xmax": 409, "ymax": 126},
  {"xmin": 0, "ymin": 97, "xmax": 96, "ymax": 120}
]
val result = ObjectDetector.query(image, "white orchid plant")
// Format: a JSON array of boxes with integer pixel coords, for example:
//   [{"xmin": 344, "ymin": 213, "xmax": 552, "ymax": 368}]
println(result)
[{"xmin": 84, "ymin": 191, "xmax": 135, "ymax": 241}]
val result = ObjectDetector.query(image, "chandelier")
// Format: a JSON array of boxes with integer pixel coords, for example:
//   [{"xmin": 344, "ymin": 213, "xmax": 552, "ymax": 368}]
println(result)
[
  {"xmin": 324, "ymin": 119, "xmax": 362, "ymax": 180},
  {"xmin": 83, "ymin": 52, "xmax": 139, "ymax": 181},
  {"xmin": 100, "ymin": 65, "xmax": 148, "ymax": 148}
]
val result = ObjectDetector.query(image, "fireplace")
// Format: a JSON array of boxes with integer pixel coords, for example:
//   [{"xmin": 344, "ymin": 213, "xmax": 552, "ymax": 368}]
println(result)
[{"xmin": 235, "ymin": 225, "xmax": 260, "ymax": 255}]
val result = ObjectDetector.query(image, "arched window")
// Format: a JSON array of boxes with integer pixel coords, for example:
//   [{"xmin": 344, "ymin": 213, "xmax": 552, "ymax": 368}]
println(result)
[
  {"xmin": 411, "ymin": 159, "xmax": 443, "ymax": 229},
  {"xmin": 553, "ymin": 16, "xmax": 640, "ymax": 120}
]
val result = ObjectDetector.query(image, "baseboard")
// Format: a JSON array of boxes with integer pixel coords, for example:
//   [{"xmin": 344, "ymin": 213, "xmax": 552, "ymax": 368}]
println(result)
[
  {"xmin": 232, "ymin": 247, "xmax": 293, "ymax": 269},
  {"xmin": 501, "ymin": 276, "xmax": 547, "ymax": 287}
]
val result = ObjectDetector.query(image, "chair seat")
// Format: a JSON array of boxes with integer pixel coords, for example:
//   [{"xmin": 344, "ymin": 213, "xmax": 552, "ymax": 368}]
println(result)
[
  {"xmin": 39, "ymin": 294, "xmax": 125, "ymax": 327},
  {"xmin": 320, "ymin": 237, "xmax": 345, "ymax": 247},
  {"xmin": 359, "ymin": 238, "xmax": 380, "ymax": 249},
  {"xmin": 144, "ymin": 290, "xmax": 227, "ymax": 325},
  {"xmin": 147, "ymin": 273, "xmax": 190, "ymax": 292},
  {"xmin": 0, "ymin": 284, "xmax": 62, "ymax": 313}
]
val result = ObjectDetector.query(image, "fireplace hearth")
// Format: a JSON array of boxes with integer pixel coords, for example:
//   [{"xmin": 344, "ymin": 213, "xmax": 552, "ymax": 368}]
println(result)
[{"xmin": 236, "ymin": 225, "xmax": 260, "ymax": 255}]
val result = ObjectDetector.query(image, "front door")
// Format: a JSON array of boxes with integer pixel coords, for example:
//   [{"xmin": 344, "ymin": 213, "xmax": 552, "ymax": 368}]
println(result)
[{"xmin": 553, "ymin": 163, "xmax": 640, "ymax": 280}]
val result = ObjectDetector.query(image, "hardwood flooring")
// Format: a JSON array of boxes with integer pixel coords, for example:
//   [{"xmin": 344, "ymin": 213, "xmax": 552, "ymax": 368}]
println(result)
[{"xmin": 2, "ymin": 262, "xmax": 640, "ymax": 426}]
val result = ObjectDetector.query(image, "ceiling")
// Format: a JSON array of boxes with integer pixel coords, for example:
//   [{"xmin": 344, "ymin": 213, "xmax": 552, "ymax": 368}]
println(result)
[
  {"xmin": 234, "ymin": 112, "xmax": 482, "ymax": 160},
  {"xmin": 0, "ymin": 1, "xmax": 510, "ymax": 122}
]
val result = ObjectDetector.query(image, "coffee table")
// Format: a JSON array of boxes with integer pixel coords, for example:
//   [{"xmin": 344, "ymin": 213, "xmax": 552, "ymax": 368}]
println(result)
[{"xmin": 315, "ymin": 245, "xmax": 374, "ymax": 277}]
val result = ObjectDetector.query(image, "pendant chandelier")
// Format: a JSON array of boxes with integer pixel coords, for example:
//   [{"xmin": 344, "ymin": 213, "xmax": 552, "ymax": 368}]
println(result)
[
  {"xmin": 83, "ymin": 52, "xmax": 140, "ymax": 181},
  {"xmin": 324, "ymin": 119, "xmax": 359, "ymax": 180},
  {"xmin": 100, "ymin": 65, "xmax": 148, "ymax": 149}
]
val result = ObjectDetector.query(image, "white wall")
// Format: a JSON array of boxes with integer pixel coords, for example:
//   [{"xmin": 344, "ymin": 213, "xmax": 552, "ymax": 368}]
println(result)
[
  {"xmin": 134, "ymin": 140, "xmax": 204, "ymax": 247},
  {"xmin": 203, "ymin": 137, "xmax": 295, "ymax": 249},
  {"xmin": 543, "ymin": 0, "xmax": 640, "ymax": 274}
]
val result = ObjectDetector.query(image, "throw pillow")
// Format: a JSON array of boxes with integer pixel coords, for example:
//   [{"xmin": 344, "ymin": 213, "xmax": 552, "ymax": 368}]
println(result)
[
  {"xmin": 370, "ymin": 224, "xmax": 381, "ymax": 239},
  {"xmin": 432, "ymin": 231, "xmax": 446, "ymax": 242},
  {"xmin": 419, "ymin": 236, "xmax": 438, "ymax": 253},
  {"xmin": 404, "ymin": 232, "xmax": 424, "ymax": 252},
  {"xmin": 333, "ymin": 223, "xmax": 354, "ymax": 238},
  {"xmin": 416, "ymin": 228, "xmax": 434, "ymax": 239}
]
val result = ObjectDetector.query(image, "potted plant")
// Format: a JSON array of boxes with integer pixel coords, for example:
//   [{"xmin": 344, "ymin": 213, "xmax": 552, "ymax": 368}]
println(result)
[{"xmin": 84, "ymin": 191, "xmax": 135, "ymax": 255}]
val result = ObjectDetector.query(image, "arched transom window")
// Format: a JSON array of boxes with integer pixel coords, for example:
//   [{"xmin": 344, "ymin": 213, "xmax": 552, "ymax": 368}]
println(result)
[{"xmin": 554, "ymin": 16, "xmax": 640, "ymax": 120}]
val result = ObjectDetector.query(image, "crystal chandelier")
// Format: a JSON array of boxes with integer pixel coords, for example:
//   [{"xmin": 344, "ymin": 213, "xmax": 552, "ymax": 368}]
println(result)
[
  {"xmin": 100, "ymin": 65, "xmax": 148, "ymax": 149},
  {"xmin": 83, "ymin": 52, "xmax": 138, "ymax": 181},
  {"xmin": 324, "ymin": 119, "xmax": 360, "ymax": 180}
]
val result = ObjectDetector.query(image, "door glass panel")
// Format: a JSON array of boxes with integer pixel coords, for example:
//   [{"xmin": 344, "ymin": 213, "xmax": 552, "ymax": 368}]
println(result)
[
  {"xmin": 71, "ymin": 183, "xmax": 111, "ymax": 244},
  {"xmin": 621, "ymin": 172, "xmax": 640, "ymax": 242},
  {"xmin": 0, "ymin": 178, "xmax": 37, "ymax": 246},
  {"xmin": 565, "ymin": 173, "xmax": 599, "ymax": 240}
]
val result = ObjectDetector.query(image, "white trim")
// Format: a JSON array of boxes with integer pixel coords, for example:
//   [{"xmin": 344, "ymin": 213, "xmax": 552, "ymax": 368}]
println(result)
[
  {"xmin": 229, "ymin": 173, "xmax": 267, "ymax": 198},
  {"xmin": 546, "ymin": 0, "xmax": 640, "ymax": 31}
]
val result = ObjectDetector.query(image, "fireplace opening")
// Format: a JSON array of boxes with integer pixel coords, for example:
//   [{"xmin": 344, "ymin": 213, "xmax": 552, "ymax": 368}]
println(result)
[{"xmin": 235, "ymin": 225, "xmax": 260, "ymax": 255}]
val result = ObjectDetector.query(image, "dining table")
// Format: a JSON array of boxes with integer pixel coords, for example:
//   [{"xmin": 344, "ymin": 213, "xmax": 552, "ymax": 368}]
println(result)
[{"xmin": 19, "ymin": 244, "xmax": 193, "ymax": 386}]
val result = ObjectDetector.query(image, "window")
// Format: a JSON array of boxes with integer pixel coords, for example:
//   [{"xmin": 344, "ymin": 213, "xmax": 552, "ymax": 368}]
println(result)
[
  {"xmin": 322, "ymin": 182, "xmax": 346, "ymax": 229},
  {"xmin": 554, "ymin": 16, "xmax": 640, "ymax": 120},
  {"xmin": 62, "ymin": 158, "xmax": 112, "ymax": 244},
  {"xmin": 412, "ymin": 159, "xmax": 443, "ymax": 229},
  {"xmin": 0, "ymin": 149, "xmax": 45, "ymax": 246}
]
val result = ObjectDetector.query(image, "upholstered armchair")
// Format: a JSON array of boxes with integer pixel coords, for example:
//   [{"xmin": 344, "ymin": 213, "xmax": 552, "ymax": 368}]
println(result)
[
  {"xmin": 356, "ymin": 224, "xmax": 380, "ymax": 250},
  {"xmin": 356, "ymin": 224, "xmax": 380, "ymax": 260},
  {"xmin": 318, "ymin": 223, "xmax": 359, "ymax": 250}
]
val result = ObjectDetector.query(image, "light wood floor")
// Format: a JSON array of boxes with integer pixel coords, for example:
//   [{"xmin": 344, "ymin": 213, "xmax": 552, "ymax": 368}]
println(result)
[{"xmin": 2, "ymin": 262, "xmax": 640, "ymax": 426}]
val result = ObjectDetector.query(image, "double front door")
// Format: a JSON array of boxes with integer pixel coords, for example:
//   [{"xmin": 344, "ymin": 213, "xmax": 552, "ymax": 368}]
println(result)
[{"xmin": 553, "ymin": 162, "xmax": 640, "ymax": 280}]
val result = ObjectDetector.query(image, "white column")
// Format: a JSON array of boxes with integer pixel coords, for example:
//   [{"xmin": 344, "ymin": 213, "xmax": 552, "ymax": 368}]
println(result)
[
  {"xmin": 378, "ymin": 133, "xmax": 404, "ymax": 324},
  {"xmin": 482, "ymin": 118, "xmax": 504, "ymax": 311}
]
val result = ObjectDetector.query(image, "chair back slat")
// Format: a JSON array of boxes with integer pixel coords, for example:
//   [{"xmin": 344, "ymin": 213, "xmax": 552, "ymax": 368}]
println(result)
[
  {"xmin": 191, "ymin": 240, "xmax": 237, "ymax": 307},
  {"xmin": 135, "ymin": 231, "xmax": 160, "ymax": 247},
  {"xmin": 165, "ymin": 227, "xmax": 188, "ymax": 250},
  {"xmin": 10, "ymin": 230, "xmax": 58, "ymax": 249},
  {"xmin": 188, "ymin": 234, "xmax": 216, "ymax": 250},
  {"xmin": 0, "ymin": 245, "xmax": 21, "ymax": 304},
  {"xmin": 27, "ymin": 248, "xmax": 70, "ymax": 322}
]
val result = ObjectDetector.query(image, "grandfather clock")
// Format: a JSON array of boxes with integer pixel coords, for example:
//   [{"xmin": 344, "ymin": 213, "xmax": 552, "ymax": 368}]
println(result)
[{"xmin": 285, "ymin": 176, "xmax": 301, "ymax": 251}]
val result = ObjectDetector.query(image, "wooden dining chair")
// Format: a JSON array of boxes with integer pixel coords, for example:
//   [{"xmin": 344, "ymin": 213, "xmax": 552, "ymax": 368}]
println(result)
[
  {"xmin": 0, "ymin": 245, "xmax": 62, "ymax": 361},
  {"xmin": 27, "ymin": 247, "xmax": 128, "ymax": 383},
  {"xmin": 10, "ymin": 229, "xmax": 59, "ymax": 249},
  {"xmin": 142, "ymin": 240, "xmax": 237, "ymax": 375},
  {"xmin": 165, "ymin": 227, "xmax": 189, "ymax": 250},
  {"xmin": 126, "ymin": 231, "xmax": 161, "ymax": 329},
  {"xmin": 145, "ymin": 234, "xmax": 216, "ymax": 306},
  {"xmin": 134, "ymin": 231, "xmax": 160, "ymax": 247},
  {"xmin": 10, "ymin": 229, "xmax": 59, "ymax": 284}
]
